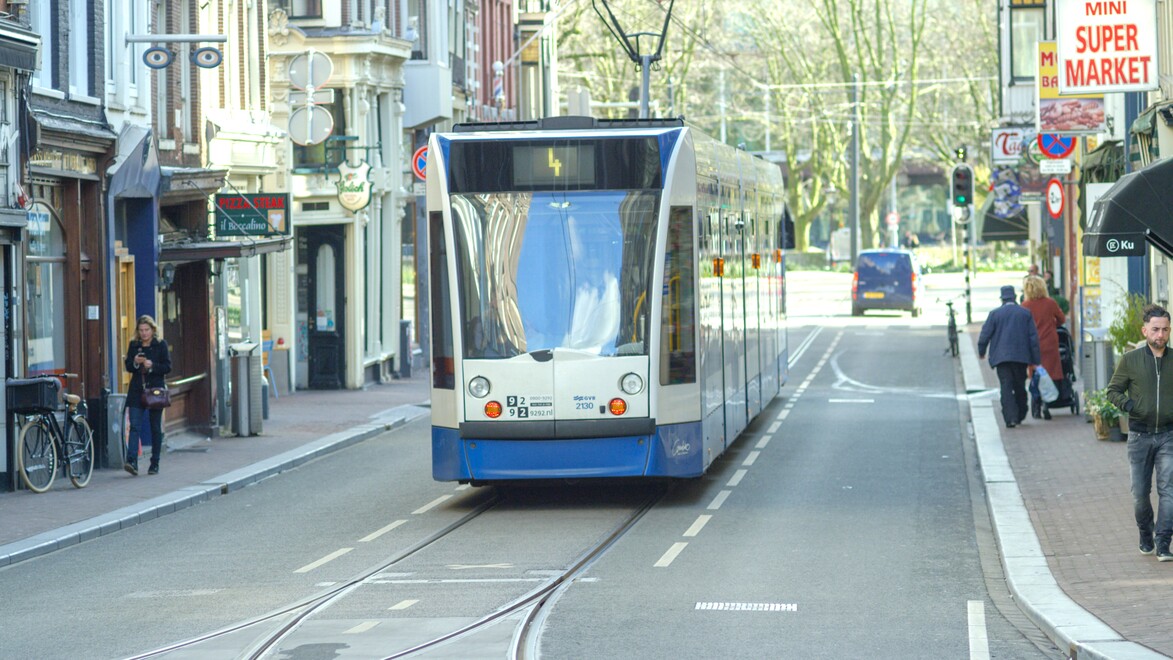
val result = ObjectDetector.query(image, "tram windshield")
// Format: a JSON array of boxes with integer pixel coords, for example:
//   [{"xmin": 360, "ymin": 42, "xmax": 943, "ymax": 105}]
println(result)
[{"xmin": 450, "ymin": 190, "xmax": 659, "ymax": 359}]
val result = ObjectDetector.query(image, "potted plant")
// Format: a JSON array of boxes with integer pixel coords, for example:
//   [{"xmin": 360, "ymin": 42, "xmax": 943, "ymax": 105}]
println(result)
[{"xmin": 1084, "ymin": 388, "xmax": 1125, "ymax": 441}]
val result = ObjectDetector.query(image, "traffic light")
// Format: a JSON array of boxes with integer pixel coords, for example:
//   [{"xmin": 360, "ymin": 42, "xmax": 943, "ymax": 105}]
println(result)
[{"xmin": 951, "ymin": 164, "xmax": 974, "ymax": 207}]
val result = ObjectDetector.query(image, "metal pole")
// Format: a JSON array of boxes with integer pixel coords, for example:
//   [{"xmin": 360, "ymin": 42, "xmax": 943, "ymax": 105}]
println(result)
[
  {"xmin": 964, "ymin": 207, "xmax": 973, "ymax": 324},
  {"xmin": 640, "ymin": 54, "xmax": 651, "ymax": 119},
  {"xmin": 849, "ymin": 74, "xmax": 860, "ymax": 265}
]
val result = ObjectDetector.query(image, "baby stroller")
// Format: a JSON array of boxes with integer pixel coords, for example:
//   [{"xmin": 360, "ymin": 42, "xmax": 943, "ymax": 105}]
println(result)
[{"xmin": 1045, "ymin": 324, "xmax": 1080, "ymax": 415}]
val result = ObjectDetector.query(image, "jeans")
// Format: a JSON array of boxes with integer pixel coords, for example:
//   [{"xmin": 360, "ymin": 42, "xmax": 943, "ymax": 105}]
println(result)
[
  {"xmin": 127, "ymin": 406, "xmax": 164, "ymax": 467},
  {"xmin": 1128, "ymin": 429, "xmax": 1173, "ymax": 545},
  {"xmin": 995, "ymin": 362, "xmax": 1028, "ymax": 426}
]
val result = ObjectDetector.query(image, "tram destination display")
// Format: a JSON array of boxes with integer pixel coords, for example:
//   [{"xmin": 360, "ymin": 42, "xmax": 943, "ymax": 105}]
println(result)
[{"xmin": 511, "ymin": 144, "xmax": 596, "ymax": 187}]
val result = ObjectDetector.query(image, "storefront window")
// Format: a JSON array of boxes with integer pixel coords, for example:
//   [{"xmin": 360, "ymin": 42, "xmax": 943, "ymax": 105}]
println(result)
[
  {"xmin": 26, "ymin": 198, "xmax": 65, "ymax": 376},
  {"xmin": 226, "ymin": 258, "xmax": 243, "ymax": 344}
]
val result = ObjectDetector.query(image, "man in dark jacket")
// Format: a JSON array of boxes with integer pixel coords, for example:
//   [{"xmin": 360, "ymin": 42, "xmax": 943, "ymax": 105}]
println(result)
[
  {"xmin": 1106, "ymin": 304, "xmax": 1173, "ymax": 561},
  {"xmin": 978, "ymin": 285, "xmax": 1041, "ymax": 429}
]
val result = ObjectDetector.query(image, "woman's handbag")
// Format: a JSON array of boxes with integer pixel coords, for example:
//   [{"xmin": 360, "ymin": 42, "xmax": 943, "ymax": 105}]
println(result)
[
  {"xmin": 140, "ymin": 373, "xmax": 171, "ymax": 410},
  {"xmin": 1036, "ymin": 365, "xmax": 1060, "ymax": 403}
]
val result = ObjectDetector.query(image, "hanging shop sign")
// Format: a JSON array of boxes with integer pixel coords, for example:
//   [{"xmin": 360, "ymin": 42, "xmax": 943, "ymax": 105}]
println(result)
[
  {"xmin": 991, "ymin": 127, "xmax": 1027, "ymax": 164},
  {"xmin": 214, "ymin": 193, "xmax": 291, "ymax": 237},
  {"xmin": 1037, "ymin": 41, "xmax": 1106, "ymax": 134},
  {"xmin": 335, "ymin": 161, "xmax": 373, "ymax": 212},
  {"xmin": 1056, "ymin": 0, "xmax": 1159, "ymax": 94}
]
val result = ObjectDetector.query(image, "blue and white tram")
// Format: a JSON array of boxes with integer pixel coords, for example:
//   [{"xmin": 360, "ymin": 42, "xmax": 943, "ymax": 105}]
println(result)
[{"xmin": 426, "ymin": 116, "xmax": 789, "ymax": 483}]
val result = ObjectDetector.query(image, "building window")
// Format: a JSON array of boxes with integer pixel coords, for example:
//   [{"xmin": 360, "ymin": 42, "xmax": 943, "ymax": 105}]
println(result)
[
  {"xmin": 31, "ymin": 1, "xmax": 54, "ymax": 89},
  {"xmin": 285, "ymin": 0, "xmax": 323, "ymax": 18},
  {"xmin": 27, "ymin": 184, "xmax": 66, "ymax": 377},
  {"xmin": 1010, "ymin": 7, "xmax": 1044, "ymax": 83},
  {"xmin": 70, "ymin": 0, "xmax": 91, "ymax": 95}
]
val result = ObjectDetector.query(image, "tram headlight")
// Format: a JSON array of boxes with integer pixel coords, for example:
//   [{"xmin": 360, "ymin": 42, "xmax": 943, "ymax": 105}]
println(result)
[
  {"xmin": 620, "ymin": 373, "xmax": 644, "ymax": 395},
  {"xmin": 485, "ymin": 401, "xmax": 503, "ymax": 418},
  {"xmin": 609, "ymin": 398, "xmax": 627, "ymax": 415},
  {"xmin": 468, "ymin": 376, "xmax": 491, "ymax": 398}
]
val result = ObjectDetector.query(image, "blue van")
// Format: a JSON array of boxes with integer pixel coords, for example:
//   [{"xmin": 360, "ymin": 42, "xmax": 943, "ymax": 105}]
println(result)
[{"xmin": 851, "ymin": 249, "xmax": 921, "ymax": 317}]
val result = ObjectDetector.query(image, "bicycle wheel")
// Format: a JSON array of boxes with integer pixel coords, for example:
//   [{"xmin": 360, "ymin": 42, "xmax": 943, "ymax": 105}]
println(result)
[
  {"xmin": 65, "ymin": 415, "xmax": 95, "ymax": 488},
  {"xmin": 949, "ymin": 327, "xmax": 959, "ymax": 357},
  {"xmin": 17, "ymin": 418, "xmax": 56, "ymax": 493}
]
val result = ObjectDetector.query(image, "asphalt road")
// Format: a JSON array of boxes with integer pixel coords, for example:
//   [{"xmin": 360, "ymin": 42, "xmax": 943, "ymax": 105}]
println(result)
[{"xmin": 0, "ymin": 270, "xmax": 1061, "ymax": 659}]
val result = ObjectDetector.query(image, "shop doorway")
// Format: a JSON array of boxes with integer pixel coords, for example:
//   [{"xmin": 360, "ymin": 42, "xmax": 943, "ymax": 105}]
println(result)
[{"xmin": 304, "ymin": 226, "xmax": 345, "ymax": 389}]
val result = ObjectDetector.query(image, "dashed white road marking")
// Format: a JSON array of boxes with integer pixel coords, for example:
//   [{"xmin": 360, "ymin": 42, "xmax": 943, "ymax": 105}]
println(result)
[
  {"xmin": 412, "ymin": 495, "xmax": 452, "ymax": 514},
  {"xmin": 294, "ymin": 548, "xmax": 353, "ymax": 573},
  {"xmin": 727, "ymin": 469, "xmax": 747, "ymax": 487},
  {"xmin": 684, "ymin": 514, "xmax": 712, "ymax": 537},
  {"xmin": 359, "ymin": 519, "xmax": 407, "ymax": 542},
  {"xmin": 777, "ymin": 409, "xmax": 790, "ymax": 420},
  {"xmin": 654, "ymin": 542, "xmax": 688, "ymax": 567},
  {"xmin": 767, "ymin": 421, "xmax": 781, "ymax": 433},
  {"xmin": 389, "ymin": 599, "xmax": 419, "ymax": 610},
  {"xmin": 968, "ymin": 600, "xmax": 990, "ymax": 660},
  {"xmin": 756, "ymin": 436, "xmax": 771, "ymax": 450},
  {"xmin": 707, "ymin": 490, "xmax": 731, "ymax": 510},
  {"xmin": 742, "ymin": 451, "xmax": 760, "ymax": 467},
  {"xmin": 345, "ymin": 621, "xmax": 380, "ymax": 634},
  {"xmin": 828, "ymin": 398, "xmax": 875, "ymax": 404}
]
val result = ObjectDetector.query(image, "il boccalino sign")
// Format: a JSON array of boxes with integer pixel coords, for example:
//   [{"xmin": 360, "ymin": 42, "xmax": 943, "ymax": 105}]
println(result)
[{"xmin": 214, "ymin": 193, "xmax": 291, "ymax": 237}]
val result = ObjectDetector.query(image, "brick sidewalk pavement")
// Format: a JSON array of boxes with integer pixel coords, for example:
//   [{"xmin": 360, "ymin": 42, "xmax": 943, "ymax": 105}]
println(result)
[
  {"xmin": 968, "ymin": 324, "xmax": 1173, "ymax": 658},
  {"xmin": 0, "ymin": 377, "xmax": 431, "ymax": 563}
]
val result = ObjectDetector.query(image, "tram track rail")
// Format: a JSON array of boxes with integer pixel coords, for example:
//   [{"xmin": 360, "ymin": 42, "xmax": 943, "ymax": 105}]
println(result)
[
  {"xmin": 127, "ymin": 495, "xmax": 501, "ymax": 660},
  {"xmin": 127, "ymin": 483, "xmax": 667, "ymax": 660}
]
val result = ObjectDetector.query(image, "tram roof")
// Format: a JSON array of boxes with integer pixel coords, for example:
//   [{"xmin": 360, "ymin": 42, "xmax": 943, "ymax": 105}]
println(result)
[{"xmin": 451, "ymin": 116, "xmax": 685, "ymax": 135}]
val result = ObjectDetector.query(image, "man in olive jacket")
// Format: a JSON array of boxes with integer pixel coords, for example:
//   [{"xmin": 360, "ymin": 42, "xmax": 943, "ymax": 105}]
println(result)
[{"xmin": 1106, "ymin": 303, "xmax": 1173, "ymax": 561}]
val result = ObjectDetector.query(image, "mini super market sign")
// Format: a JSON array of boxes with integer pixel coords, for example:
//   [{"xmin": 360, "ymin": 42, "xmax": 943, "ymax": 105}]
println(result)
[
  {"xmin": 214, "ymin": 193, "xmax": 291, "ymax": 237},
  {"xmin": 1057, "ymin": 0, "xmax": 1159, "ymax": 94}
]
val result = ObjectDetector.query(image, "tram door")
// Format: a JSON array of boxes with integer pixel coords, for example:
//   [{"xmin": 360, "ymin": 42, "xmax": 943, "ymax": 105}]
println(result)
[{"xmin": 304, "ymin": 226, "xmax": 346, "ymax": 389}]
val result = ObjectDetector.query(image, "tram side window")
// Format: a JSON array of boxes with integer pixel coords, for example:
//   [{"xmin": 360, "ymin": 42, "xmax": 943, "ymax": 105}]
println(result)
[
  {"xmin": 661, "ymin": 206, "xmax": 696, "ymax": 385},
  {"xmin": 429, "ymin": 211, "xmax": 455, "ymax": 389}
]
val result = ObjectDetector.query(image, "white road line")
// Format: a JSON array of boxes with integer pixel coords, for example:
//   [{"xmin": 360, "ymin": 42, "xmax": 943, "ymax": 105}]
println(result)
[
  {"xmin": 359, "ymin": 519, "xmax": 407, "ymax": 543},
  {"xmin": 776, "ymin": 409, "xmax": 790, "ymax": 420},
  {"xmin": 389, "ymin": 599, "xmax": 420, "ymax": 610},
  {"xmin": 654, "ymin": 542, "xmax": 688, "ymax": 567},
  {"xmin": 683, "ymin": 514, "xmax": 712, "ymax": 537},
  {"xmin": 768, "ymin": 421, "xmax": 781, "ymax": 433},
  {"xmin": 742, "ymin": 451, "xmax": 760, "ymax": 467},
  {"xmin": 455, "ymin": 484, "xmax": 471, "ymax": 491},
  {"xmin": 345, "ymin": 621, "xmax": 380, "ymax": 634},
  {"xmin": 727, "ymin": 470, "xmax": 747, "ymax": 487},
  {"xmin": 294, "ymin": 548, "xmax": 353, "ymax": 573},
  {"xmin": 756, "ymin": 436, "xmax": 771, "ymax": 450},
  {"xmin": 707, "ymin": 490, "xmax": 732, "ymax": 510},
  {"xmin": 968, "ymin": 600, "xmax": 990, "ymax": 660},
  {"xmin": 412, "ymin": 495, "xmax": 452, "ymax": 514},
  {"xmin": 828, "ymin": 398, "xmax": 875, "ymax": 403}
]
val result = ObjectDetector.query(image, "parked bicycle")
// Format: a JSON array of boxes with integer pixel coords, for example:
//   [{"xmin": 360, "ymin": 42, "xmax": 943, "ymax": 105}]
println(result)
[
  {"xmin": 943, "ymin": 299, "xmax": 960, "ymax": 357},
  {"xmin": 8, "ymin": 374, "xmax": 94, "ymax": 493}
]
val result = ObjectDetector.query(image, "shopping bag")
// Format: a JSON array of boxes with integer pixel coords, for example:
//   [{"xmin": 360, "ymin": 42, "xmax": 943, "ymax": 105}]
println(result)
[{"xmin": 1037, "ymin": 365, "xmax": 1059, "ymax": 403}]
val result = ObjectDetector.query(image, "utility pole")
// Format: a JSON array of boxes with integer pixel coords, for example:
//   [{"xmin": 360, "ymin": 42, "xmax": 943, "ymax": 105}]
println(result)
[
  {"xmin": 719, "ymin": 69, "xmax": 727, "ymax": 144},
  {"xmin": 849, "ymin": 74, "xmax": 860, "ymax": 266}
]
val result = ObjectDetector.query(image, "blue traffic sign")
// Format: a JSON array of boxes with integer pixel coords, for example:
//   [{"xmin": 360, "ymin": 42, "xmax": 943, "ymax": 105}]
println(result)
[{"xmin": 1037, "ymin": 134, "xmax": 1076, "ymax": 160}]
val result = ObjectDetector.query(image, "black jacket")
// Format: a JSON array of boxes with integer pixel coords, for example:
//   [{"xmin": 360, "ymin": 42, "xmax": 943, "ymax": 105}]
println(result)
[
  {"xmin": 125, "ymin": 338, "xmax": 172, "ymax": 407},
  {"xmin": 1107, "ymin": 344, "xmax": 1173, "ymax": 432}
]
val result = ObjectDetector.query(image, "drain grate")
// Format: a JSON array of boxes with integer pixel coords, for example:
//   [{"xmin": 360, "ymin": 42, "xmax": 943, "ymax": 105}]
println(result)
[{"xmin": 695, "ymin": 602, "xmax": 797, "ymax": 612}]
